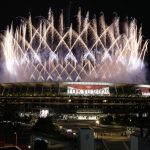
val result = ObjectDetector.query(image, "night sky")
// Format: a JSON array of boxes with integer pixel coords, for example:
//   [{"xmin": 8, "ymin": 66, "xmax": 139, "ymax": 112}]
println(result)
[
  {"xmin": 0, "ymin": 0, "xmax": 150, "ymax": 81},
  {"xmin": 0, "ymin": 0, "xmax": 149, "ymax": 35}
]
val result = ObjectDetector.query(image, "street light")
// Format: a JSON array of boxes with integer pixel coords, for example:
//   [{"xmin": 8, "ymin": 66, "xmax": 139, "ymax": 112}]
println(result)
[
  {"xmin": 68, "ymin": 99, "xmax": 72, "ymax": 102},
  {"xmin": 28, "ymin": 145, "xmax": 31, "ymax": 149},
  {"xmin": 14, "ymin": 132, "xmax": 17, "ymax": 145},
  {"xmin": 95, "ymin": 120, "xmax": 100, "ymax": 126}
]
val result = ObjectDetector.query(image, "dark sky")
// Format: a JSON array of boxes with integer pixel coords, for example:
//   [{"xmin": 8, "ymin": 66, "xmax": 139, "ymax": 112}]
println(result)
[
  {"xmin": 0, "ymin": 0, "xmax": 149, "ymax": 38},
  {"xmin": 0, "ymin": 0, "xmax": 149, "ymax": 80},
  {"xmin": 0, "ymin": 0, "xmax": 149, "ymax": 35}
]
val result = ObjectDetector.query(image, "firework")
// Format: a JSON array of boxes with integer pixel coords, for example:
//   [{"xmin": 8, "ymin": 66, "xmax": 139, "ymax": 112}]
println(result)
[{"xmin": 0, "ymin": 9, "xmax": 148, "ymax": 83}]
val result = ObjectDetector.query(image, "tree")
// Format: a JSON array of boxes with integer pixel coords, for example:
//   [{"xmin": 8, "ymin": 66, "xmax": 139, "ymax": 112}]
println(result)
[{"xmin": 32, "ymin": 117, "xmax": 58, "ymax": 135}]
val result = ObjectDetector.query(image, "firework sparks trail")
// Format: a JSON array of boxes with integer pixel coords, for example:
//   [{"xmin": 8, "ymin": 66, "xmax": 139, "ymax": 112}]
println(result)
[{"xmin": 0, "ymin": 9, "xmax": 148, "ymax": 83}]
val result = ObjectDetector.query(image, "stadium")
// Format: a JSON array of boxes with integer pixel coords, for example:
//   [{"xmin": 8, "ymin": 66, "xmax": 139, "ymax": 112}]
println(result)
[
  {"xmin": 0, "ymin": 82, "xmax": 150, "ymax": 118},
  {"xmin": 0, "ymin": 7, "xmax": 150, "ymax": 150},
  {"xmin": 0, "ymin": 9, "xmax": 150, "ymax": 118}
]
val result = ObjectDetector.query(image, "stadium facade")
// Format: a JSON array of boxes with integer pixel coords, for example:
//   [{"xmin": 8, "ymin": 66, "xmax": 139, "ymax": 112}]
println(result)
[{"xmin": 0, "ymin": 82, "xmax": 150, "ymax": 116}]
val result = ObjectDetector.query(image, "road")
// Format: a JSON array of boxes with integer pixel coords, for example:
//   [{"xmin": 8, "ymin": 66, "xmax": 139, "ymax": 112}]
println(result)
[{"xmin": 57, "ymin": 120, "xmax": 129, "ymax": 140}]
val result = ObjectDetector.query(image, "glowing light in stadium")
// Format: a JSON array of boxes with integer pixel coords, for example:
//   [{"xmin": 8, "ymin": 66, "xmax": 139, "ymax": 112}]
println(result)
[
  {"xmin": 40, "ymin": 109, "xmax": 49, "ymax": 118},
  {"xmin": 0, "ymin": 9, "xmax": 148, "ymax": 83}
]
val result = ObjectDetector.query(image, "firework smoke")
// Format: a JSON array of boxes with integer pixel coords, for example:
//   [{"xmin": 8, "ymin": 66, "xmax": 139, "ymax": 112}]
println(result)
[{"xmin": 0, "ymin": 9, "xmax": 148, "ymax": 83}]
